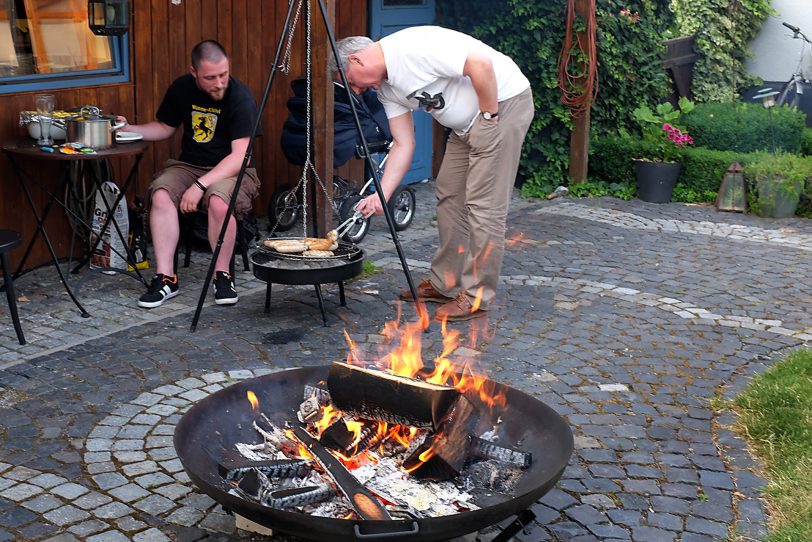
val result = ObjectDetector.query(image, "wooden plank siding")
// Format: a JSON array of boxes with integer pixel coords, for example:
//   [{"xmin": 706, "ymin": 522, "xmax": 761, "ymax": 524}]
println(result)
[{"xmin": 0, "ymin": 0, "xmax": 366, "ymax": 270}]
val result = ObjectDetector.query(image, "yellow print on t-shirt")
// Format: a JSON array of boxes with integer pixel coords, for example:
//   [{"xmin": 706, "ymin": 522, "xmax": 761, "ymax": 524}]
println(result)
[{"xmin": 192, "ymin": 111, "xmax": 217, "ymax": 143}]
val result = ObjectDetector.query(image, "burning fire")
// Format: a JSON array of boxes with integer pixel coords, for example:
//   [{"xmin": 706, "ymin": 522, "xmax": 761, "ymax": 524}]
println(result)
[
  {"xmin": 246, "ymin": 307, "xmax": 504, "ymax": 477},
  {"xmin": 337, "ymin": 307, "xmax": 503, "ymax": 472}
]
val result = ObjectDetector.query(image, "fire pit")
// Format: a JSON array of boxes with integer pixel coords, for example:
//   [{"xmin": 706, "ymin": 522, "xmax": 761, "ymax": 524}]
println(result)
[
  {"xmin": 251, "ymin": 240, "xmax": 365, "ymax": 326},
  {"xmin": 174, "ymin": 365, "xmax": 573, "ymax": 541}
]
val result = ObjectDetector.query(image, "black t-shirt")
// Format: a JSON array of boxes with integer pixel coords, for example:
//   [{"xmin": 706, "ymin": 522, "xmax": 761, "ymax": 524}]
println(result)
[{"xmin": 156, "ymin": 74, "xmax": 259, "ymax": 167}]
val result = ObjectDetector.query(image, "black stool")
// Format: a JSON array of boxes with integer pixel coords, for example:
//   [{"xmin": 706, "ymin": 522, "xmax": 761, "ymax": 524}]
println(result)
[
  {"xmin": 176, "ymin": 211, "xmax": 253, "ymax": 275},
  {"xmin": 0, "ymin": 230, "xmax": 25, "ymax": 345}
]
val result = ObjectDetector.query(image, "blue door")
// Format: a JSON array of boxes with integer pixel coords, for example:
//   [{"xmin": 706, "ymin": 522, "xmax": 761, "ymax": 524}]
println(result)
[{"xmin": 369, "ymin": 0, "xmax": 436, "ymax": 185}]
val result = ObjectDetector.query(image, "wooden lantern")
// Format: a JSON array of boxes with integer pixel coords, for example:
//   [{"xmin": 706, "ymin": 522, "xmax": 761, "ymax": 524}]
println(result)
[
  {"xmin": 88, "ymin": 0, "xmax": 129, "ymax": 36},
  {"xmin": 715, "ymin": 162, "xmax": 746, "ymax": 212}
]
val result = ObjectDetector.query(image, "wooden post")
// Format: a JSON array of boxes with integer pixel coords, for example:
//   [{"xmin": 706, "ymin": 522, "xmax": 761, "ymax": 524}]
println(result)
[
  {"xmin": 567, "ymin": 0, "xmax": 593, "ymax": 183},
  {"xmin": 311, "ymin": 0, "xmax": 334, "ymax": 236}
]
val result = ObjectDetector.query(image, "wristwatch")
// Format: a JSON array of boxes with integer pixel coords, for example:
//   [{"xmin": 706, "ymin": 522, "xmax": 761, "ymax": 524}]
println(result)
[{"xmin": 482, "ymin": 111, "xmax": 498, "ymax": 120}]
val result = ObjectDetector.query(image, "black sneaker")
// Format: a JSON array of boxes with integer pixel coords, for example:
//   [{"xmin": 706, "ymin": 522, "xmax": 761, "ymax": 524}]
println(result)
[
  {"xmin": 213, "ymin": 271, "xmax": 238, "ymax": 305},
  {"xmin": 138, "ymin": 274, "xmax": 179, "ymax": 308}
]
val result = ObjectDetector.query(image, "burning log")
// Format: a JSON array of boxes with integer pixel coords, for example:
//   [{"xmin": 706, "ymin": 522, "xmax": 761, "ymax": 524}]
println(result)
[
  {"xmin": 319, "ymin": 417, "xmax": 380, "ymax": 456},
  {"xmin": 327, "ymin": 362, "xmax": 459, "ymax": 430},
  {"xmin": 319, "ymin": 418, "xmax": 357, "ymax": 453},
  {"xmin": 469, "ymin": 437, "xmax": 532, "ymax": 469},
  {"xmin": 402, "ymin": 395, "xmax": 479, "ymax": 481}
]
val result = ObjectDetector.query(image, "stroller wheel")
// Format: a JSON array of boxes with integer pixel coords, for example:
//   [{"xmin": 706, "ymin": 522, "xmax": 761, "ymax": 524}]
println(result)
[
  {"xmin": 267, "ymin": 184, "xmax": 300, "ymax": 232},
  {"xmin": 339, "ymin": 195, "xmax": 370, "ymax": 244},
  {"xmin": 388, "ymin": 186, "xmax": 416, "ymax": 231}
]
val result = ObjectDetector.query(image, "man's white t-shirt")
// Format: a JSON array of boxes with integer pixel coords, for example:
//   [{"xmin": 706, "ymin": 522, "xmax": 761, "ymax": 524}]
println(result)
[{"xmin": 377, "ymin": 26, "xmax": 530, "ymax": 133}]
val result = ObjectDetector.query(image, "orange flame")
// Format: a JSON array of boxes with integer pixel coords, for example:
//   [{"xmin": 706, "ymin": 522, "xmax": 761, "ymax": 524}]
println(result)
[
  {"xmin": 246, "ymin": 390, "xmax": 259, "ymax": 412},
  {"xmin": 285, "ymin": 428, "xmax": 314, "ymax": 460},
  {"xmin": 506, "ymin": 232, "xmax": 525, "ymax": 248}
]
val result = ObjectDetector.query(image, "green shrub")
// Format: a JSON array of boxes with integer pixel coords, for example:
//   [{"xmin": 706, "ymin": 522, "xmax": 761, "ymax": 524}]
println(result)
[
  {"xmin": 589, "ymin": 135, "xmax": 767, "ymax": 204},
  {"xmin": 671, "ymin": 0, "xmax": 775, "ymax": 102},
  {"xmin": 802, "ymin": 128, "xmax": 812, "ymax": 156},
  {"xmin": 743, "ymin": 153, "xmax": 812, "ymax": 215},
  {"xmin": 682, "ymin": 102, "xmax": 806, "ymax": 154}
]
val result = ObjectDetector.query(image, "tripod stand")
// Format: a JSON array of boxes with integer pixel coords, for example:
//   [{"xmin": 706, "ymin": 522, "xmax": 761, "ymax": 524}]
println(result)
[{"xmin": 190, "ymin": 0, "xmax": 420, "ymax": 331}]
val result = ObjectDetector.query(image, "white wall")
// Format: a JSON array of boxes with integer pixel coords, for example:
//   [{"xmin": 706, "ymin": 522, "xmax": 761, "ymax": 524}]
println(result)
[{"xmin": 747, "ymin": 0, "xmax": 811, "ymax": 82}]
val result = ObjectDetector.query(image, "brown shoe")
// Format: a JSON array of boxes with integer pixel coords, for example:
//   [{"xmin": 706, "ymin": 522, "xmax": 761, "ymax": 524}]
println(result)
[
  {"xmin": 398, "ymin": 279, "xmax": 452, "ymax": 304},
  {"xmin": 434, "ymin": 293, "xmax": 487, "ymax": 322}
]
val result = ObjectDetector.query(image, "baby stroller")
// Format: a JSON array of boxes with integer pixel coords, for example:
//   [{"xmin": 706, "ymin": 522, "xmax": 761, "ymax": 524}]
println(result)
[{"xmin": 269, "ymin": 79, "xmax": 416, "ymax": 243}]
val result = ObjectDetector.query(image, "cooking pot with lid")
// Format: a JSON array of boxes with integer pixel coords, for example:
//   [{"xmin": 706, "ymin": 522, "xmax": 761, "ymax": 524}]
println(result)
[{"xmin": 66, "ymin": 106, "xmax": 126, "ymax": 150}]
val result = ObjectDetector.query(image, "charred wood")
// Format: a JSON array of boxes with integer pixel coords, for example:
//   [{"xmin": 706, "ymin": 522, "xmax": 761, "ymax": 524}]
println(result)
[
  {"xmin": 219, "ymin": 458, "xmax": 314, "ymax": 481},
  {"xmin": 303, "ymin": 384, "xmax": 332, "ymax": 406},
  {"xmin": 327, "ymin": 362, "xmax": 459, "ymax": 430},
  {"xmin": 469, "ymin": 436, "xmax": 532, "ymax": 469},
  {"xmin": 265, "ymin": 485, "xmax": 333, "ymax": 508},
  {"xmin": 298, "ymin": 395, "xmax": 323, "ymax": 424},
  {"xmin": 402, "ymin": 396, "xmax": 479, "ymax": 481},
  {"xmin": 319, "ymin": 418, "xmax": 356, "ymax": 453}
]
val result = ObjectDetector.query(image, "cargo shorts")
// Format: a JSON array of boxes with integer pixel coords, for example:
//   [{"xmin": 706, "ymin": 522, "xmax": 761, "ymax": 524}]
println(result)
[{"xmin": 147, "ymin": 159, "xmax": 260, "ymax": 219}]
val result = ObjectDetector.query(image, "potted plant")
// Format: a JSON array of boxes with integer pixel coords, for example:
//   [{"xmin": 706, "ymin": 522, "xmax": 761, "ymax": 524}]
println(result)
[
  {"xmin": 744, "ymin": 153, "xmax": 809, "ymax": 218},
  {"xmin": 631, "ymin": 97, "xmax": 695, "ymax": 203}
]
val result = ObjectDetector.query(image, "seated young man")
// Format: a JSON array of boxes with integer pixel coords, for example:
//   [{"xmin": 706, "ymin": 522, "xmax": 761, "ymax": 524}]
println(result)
[{"xmin": 118, "ymin": 40, "xmax": 261, "ymax": 308}]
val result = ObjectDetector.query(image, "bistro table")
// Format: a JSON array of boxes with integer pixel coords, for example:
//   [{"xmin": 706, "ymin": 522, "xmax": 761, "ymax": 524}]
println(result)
[{"xmin": 2, "ymin": 138, "xmax": 148, "ymax": 317}]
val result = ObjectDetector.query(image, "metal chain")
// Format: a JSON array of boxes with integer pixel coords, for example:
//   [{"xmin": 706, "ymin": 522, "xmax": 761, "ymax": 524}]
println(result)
[
  {"xmin": 279, "ymin": 0, "xmax": 304, "ymax": 74},
  {"xmin": 284, "ymin": 0, "xmax": 339, "ymax": 238}
]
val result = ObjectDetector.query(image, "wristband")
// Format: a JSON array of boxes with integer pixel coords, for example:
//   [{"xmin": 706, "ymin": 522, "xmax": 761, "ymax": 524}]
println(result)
[{"xmin": 194, "ymin": 180, "xmax": 207, "ymax": 192}]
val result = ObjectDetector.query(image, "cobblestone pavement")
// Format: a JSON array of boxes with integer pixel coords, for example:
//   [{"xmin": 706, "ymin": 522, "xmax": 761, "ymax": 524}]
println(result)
[{"xmin": 1, "ymin": 181, "xmax": 811, "ymax": 542}]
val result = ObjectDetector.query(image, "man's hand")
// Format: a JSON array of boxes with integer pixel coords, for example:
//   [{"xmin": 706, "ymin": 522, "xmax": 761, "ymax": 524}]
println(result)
[
  {"xmin": 355, "ymin": 193, "xmax": 383, "ymax": 217},
  {"xmin": 180, "ymin": 185, "xmax": 204, "ymax": 214}
]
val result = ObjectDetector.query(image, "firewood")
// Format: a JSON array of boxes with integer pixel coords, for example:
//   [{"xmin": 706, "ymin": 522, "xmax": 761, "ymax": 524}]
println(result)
[
  {"xmin": 327, "ymin": 362, "xmax": 459, "ymax": 430},
  {"xmin": 402, "ymin": 395, "xmax": 479, "ymax": 481},
  {"xmin": 319, "ymin": 418, "xmax": 356, "ymax": 453},
  {"xmin": 469, "ymin": 436, "xmax": 532, "ymax": 469}
]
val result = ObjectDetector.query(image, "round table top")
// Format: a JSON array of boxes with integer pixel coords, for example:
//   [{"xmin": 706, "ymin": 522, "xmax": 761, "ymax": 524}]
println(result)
[{"xmin": 2, "ymin": 137, "xmax": 147, "ymax": 161}]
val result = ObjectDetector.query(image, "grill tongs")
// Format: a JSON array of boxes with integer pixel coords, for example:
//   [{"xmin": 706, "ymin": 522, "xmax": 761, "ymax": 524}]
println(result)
[{"xmin": 334, "ymin": 209, "xmax": 371, "ymax": 240}]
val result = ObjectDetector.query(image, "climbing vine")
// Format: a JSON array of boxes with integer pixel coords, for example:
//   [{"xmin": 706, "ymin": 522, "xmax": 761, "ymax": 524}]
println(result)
[{"xmin": 671, "ymin": 0, "xmax": 775, "ymax": 102}]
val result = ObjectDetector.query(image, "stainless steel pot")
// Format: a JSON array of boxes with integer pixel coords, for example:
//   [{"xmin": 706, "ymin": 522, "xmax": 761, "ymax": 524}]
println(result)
[{"xmin": 66, "ymin": 106, "xmax": 126, "ymax": 150}]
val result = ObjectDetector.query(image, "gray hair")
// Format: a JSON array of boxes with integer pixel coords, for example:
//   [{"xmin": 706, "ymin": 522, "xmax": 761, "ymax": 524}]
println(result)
[{"xmin": 329, "ymin": 36, "xmax": 374, "ymax": 74}]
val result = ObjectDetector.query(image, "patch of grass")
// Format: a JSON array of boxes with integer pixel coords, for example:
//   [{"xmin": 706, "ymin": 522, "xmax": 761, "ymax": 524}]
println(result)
[
  {"xmin": 356, "ymin": 260, "xmax": 382, "ymax": 279},
  {"xmin": 728, "ymin": 348, "xmax": 812, "ymax": 542}
]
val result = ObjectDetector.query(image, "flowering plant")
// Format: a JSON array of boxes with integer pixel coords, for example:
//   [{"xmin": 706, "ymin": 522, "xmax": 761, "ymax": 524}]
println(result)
[{"xmin": 632, "ymin": 97, "xmax": 695, "ymax": 162}]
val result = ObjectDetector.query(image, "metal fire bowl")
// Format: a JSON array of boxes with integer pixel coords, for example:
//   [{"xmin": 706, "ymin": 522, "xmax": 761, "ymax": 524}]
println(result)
[
  {"xmin": 174, "ymin": 366, "xmax": 574, "ymax": 542},
  {"xmin": 251, "ymin": 241, "xmax": 364, "ymax": 285}
]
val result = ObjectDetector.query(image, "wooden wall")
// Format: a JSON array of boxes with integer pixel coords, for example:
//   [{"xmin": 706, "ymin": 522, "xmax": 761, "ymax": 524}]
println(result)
[{"xmin": 0, "ymin": 0, "xmax": 367, "ymax": 270}]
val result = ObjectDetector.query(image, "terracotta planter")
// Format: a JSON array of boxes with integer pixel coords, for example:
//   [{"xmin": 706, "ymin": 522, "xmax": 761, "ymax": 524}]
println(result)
[{"xmin": 634, "ymin": 160, "xmax": 681, "ymax": 203}]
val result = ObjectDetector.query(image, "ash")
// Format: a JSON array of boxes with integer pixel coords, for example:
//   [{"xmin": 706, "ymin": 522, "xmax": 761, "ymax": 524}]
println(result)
[{"xmin": 230, "ymin": 434, "xmax": 479, "ymax": 519}]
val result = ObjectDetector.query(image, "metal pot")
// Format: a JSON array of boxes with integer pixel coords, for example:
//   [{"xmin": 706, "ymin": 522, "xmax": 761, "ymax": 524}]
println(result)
[{"xmin": 66, "ymin": 106, "xmax": 126, "ymax": 149}]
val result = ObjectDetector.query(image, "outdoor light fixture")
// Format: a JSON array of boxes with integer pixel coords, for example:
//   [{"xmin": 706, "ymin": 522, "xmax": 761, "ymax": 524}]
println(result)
[
  {"xmin": 753, "ymin": 89, "xmax": 779, "ymax": 109},
  {"xmin": 715, "ymin": 162, "xmax": 746, "ymax": 212},
  {"xmin": 88, "ymin": 0, "xmax": 130, "ymax": 36}
]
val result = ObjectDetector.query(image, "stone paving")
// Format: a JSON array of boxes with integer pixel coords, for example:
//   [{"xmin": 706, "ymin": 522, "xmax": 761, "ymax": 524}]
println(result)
[{"xmin": 1, "ymin": 181, "xmax": 811, "ymax": 542}]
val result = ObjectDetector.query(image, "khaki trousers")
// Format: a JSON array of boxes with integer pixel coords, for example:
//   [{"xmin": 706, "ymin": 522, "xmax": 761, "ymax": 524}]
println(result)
[{"xmin": 430, "ymin": 88, "xmax": 534, "ymax": 308}]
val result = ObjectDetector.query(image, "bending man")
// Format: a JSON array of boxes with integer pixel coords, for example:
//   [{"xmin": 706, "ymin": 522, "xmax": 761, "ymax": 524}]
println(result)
[{"xmin": 335, "ymin": 26, "xmax": 534, "ymax": 321}]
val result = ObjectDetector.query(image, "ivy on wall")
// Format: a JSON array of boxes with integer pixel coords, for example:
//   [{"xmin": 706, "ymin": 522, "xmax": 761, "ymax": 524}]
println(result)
[{"xmin": 671, "ymin": 0, "xmax": 774, "ymax": 102}]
